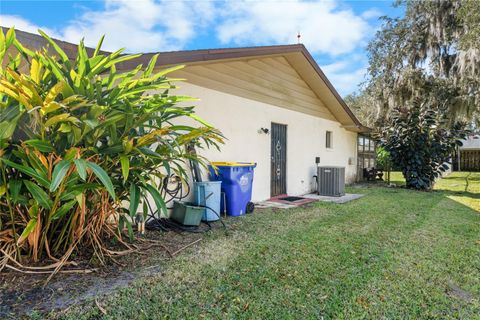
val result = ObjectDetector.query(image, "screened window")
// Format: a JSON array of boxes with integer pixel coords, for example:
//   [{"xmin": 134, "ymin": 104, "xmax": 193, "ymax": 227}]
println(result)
[
  {"xmin": 358, "ymin": 136, "xmax": 364, "ymax": 151},
  {"xmin": 357, "ymin": 134, "xmax": 377, "ymax": 181},
  {"xmin": 326, "ymin": 131, "xmax": 333, "ymax": 149},
  {"xmin": 364, "ymin": 157, "xmax": 370, "ymax": 169},
  {"xmin": 358, "ymin": 136, "xmax": 376, "ymax": 153}
]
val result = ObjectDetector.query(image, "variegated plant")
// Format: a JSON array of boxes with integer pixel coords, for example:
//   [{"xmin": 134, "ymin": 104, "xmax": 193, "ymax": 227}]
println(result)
[{"xmin": 0, "ymin": 28, "xmax": 223, "ymax": 271}]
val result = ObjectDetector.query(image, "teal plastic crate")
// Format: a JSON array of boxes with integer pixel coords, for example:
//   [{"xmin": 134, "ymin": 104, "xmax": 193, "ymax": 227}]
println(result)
[{"xmin": 170, "ymin": 201, "xmax": 205, "ymax": 226}]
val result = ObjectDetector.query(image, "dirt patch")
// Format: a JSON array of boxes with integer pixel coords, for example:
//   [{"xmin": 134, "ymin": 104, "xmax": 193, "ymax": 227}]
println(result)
[
  {"xmin": 447, "ymin": 282, "xmax": 475, "ymax": 303},
  {"xmin": 0, "ymin": 228, "xmax": 214, "ymax": 318}
]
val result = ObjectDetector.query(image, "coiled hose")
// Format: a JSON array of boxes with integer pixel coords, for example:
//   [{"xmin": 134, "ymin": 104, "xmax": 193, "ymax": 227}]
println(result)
[{"xmin": 144, "ymin": 175, "xmax": 226, "ymax": 233}]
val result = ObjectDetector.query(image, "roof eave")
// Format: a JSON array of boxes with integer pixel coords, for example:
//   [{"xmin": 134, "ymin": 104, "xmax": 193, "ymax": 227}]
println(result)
[
  {"xmin": 296, "ymin": 44, "xmax": 363, "ymax": 129},
  {"xmin": 5, "ymin": 27, "xmax": 365, "ymax": 130}
]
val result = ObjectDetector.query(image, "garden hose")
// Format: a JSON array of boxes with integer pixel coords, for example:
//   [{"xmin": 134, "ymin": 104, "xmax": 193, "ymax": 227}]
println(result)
[
  {"xmin": 143, "ymin": 174, "xmax": 227, "ymax": 233},
  {"xmin": 159, "ymin": 175, "xmax": 190, "ymax": 210}
]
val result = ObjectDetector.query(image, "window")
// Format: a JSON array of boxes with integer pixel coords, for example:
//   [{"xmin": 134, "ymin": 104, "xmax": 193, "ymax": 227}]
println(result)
[
  {"xmin": 358, "ymin": 136, "xmax": 364, "ymax": 152},
  {"xmin": 364, "ymin": 157, "xmax": 370, "ymax": 169},
  {"xmin": 358, "ymin": 135, "xmax": 375, "ymax": 153},
  {"xmin": 326, "ymin": 131, "xmax": 333, "ymax": 149}
]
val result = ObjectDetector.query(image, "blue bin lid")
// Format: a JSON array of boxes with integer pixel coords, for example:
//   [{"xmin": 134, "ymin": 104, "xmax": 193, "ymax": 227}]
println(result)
[{"xmin": 210, "ymin": 162, "xmax": 256, "ymax": 167}]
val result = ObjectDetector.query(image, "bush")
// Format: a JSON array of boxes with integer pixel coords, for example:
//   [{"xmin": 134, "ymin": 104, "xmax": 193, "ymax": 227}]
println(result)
[
  {"xmin": 375, "ymin": 147, "xmax": 391, "ymax": 170},
  {"xmin": 377, "ymin": 102, "xmax": 467, "ymax": 190},
  {"xmin": 0, "ymin": 28, "xmax": 223, "ymax": 270}
]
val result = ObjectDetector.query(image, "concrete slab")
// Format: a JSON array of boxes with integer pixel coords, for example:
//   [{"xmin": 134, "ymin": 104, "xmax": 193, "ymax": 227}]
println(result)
[
  {"xmin": 302, "ymin": 193, "xmax": 364, "ymax": 204},
  {"xmin": 255, "ymin": 193, "xmax": 364, "ymax": 209}
]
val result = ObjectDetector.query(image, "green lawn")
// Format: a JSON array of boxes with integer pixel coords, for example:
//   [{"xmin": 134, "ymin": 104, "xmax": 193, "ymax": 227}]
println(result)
[{"xmin": 57, "ymin": 172, "xmax": 480, "ymax": 319}]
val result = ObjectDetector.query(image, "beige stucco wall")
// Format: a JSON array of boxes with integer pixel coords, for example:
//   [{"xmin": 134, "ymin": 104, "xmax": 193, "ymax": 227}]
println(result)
[{"xmin": 174, "ymin": 82, "xmax": 358, "ymax": 202}]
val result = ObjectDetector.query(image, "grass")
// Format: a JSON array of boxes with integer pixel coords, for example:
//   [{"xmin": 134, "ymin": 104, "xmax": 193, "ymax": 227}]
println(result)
[{"xmin": 55, "ymin": 172, "xmax": 479, "ymax": 319}]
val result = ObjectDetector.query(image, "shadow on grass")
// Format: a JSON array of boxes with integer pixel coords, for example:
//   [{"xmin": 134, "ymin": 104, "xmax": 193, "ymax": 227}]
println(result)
[
  {"xmin": 439, "ymin": 190, "xmax": 480, "ymax": 199},
  {"xmin": 442, "ymin": 174, "xmax": 480, "ymax": 182}
]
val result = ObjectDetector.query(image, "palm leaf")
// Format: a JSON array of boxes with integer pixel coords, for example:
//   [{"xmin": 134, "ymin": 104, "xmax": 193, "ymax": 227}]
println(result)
[
  {"xmin": 52, "ymin": 200, "xmax": 77, "ymax": 220},
  {"xmin": 120, "ymin": 155, "xmax": 129, "ymax": 183},
  {"xmin": 142, "ymin": 183, "xmax": 166, "ymax": 215},
  {"xmin": 128, "ymin": 184, "xmax": 140, "ymax": 217},
  {"xmin": 38, "ymin": 29, "xmax": 70, "ymax": 66},
  {"xmin": 85, "ymin": 161, "xmax": 116, "ymax": 200},
  {"xmin": 9, "ymin": 179, "xmax": 22, "ymax": 203},
  {"xmin": 24, "ymin": 180, "xmax": 52, "ymax": 209},
  {"xmin": 93, "ymin": 35, "xmax": 105, "ymax": 57},
  {"xmin": 24, "ymin": 139, "xmax": 55, "ymax": 153},
  {"xmin": 74, "ymin": 159, "xmax": 87, "ymax": 181},
  {"xmin": 17, "ymin": 218, "xmax": 38, "ymax": 245},
  {"xmin": 1, "ymin": 158, "xmax": 50, "ymax": 188},
  {"xmin": 50, "ymin": 160, "xmax": 71, "ymax": 192}
]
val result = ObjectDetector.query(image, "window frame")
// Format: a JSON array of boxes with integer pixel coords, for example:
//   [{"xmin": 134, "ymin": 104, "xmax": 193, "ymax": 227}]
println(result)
[{"xmin": 326, "ymin": 130, "xmax": 333, "ymax": 149}]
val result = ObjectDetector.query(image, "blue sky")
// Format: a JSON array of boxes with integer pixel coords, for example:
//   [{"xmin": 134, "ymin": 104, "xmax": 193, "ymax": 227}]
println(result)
[{"xmin": 0, "ymin": 0, "xmax": 403, "ymax": 96}]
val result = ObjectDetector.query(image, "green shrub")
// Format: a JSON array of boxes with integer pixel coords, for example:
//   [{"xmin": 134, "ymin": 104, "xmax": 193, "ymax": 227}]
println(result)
[
  {"xmin": 375, "ymin": 147, "xmax": 392, "ymax": 170},
  {"xmin": 377, "ymin": 102, "xmax": 467, "ymax": 190},
  {"xmin": 0, "ymin": 28, "xmax": 223, "ymax": 268}
]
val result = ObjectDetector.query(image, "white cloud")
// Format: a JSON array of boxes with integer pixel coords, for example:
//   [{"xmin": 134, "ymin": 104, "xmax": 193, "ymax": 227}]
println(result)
[
  {"xmin": 216, "ymin": 0, "xmax": 370, "ymax": 55},
  {"xmin": 322, "ymin": 58, "xmax": 367, "ymax": 96},
  {"xmin": 0, "ymin": 15, "xmax": 60, "ymax": 38},
  {"xmin": 361, "ymin": 8, "xmax": 383, "ymax": 20},
  {"xmin": 2, "ymin": 1, "xmax": 216, "ymax": 53},
  {"xmin": 61, "ymin": 0, "xmax": 216, "ymax": 52}
]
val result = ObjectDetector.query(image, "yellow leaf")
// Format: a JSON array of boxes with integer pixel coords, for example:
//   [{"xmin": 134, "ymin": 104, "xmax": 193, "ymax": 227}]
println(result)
[
  {"xmin": 0, "ymin": 81, "xmax": 20, "ymax": 101},
  {"xmin": 41, "ymin": 101, "xmax": 63, "ymax": 115},
  {"xmin": 76, "ymin": 193, "xmax": 85, "ymax": 209},
  {"xmin": 30, "ymin": 58, "xmax": 42, "ymax": 84},
  {"xmin": 44, "ymin": 82, "xmax": 65, "ymax": 105},
  {"xmin": 17, "ymin": 218, "xmax": 38, "ymax": 245},
  {"xmin": 33, "ymin": 150, "xmax": 49, "ymax": 169},
  {"xmin": 6, "ymin": 69, "xmax": 40, "ymax": 101},
  {"xmin": 176, "ymin": 127, "xmax": 210, "ymax": 145},
  {"xmin": 137, "ymin": 128, "xmax": 170, "ymax": 146},
  {"xmin": 2, "ymin": 71, "xmax": 41, "ymax": 108},
  {"xmin": 44, "ymin": 113, "xmax": 70, "ymax": 127},
  {"xmin": 69, "ymin": 69, "xmax": 77, "ymax": 80},
  {"xmin": 123, "ymin": 138, "xmax": 134, "ymax": 154},
  {"xmin": 61, "ymin": 95, "xmax": 82, "ymax": 105}
]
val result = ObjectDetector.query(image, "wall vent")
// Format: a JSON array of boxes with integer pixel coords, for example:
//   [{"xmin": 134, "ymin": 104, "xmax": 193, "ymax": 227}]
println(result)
[{"xmin": 317, "ymin": 166, "xmax": 345, "ymax": 197}]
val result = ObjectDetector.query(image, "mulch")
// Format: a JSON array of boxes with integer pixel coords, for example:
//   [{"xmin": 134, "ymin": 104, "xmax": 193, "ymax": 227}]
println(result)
[{"xmin": 0, "ymin": 228, "xmax": 208, "ymax": 318}]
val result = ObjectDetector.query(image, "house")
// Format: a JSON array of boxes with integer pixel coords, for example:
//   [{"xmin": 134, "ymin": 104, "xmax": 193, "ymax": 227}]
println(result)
[
  {"xmin": 454, "ymin": 134, "xmax": 480, "ymax": 172},
  {"xmin": 9, "ymin": 28, "xmax": 369, "ymax": 202},
  {"xmin": 121, "ymin": 46, "xmax": 370, "ymax": 200}
]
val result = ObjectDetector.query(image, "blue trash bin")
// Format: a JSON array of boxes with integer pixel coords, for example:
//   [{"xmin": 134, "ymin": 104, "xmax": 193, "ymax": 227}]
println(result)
[
  {"xmin": 193, "ymin": 181, "xmax": 222, "ymax": 222},
  {"xmin": 209, "ymin": 162, "xmax": 256, "ymax": 216}
]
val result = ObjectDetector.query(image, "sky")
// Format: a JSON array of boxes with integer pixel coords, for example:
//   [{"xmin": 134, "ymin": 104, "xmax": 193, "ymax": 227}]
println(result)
[{"xmin": 0, "ymin": 0, "xmax": 404, "ymax": 96}]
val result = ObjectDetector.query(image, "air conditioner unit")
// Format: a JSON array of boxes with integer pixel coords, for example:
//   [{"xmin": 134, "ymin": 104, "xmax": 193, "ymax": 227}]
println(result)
[{"xmin": 317, "ymin": 166, "xmax": 345, "ymax": 197}]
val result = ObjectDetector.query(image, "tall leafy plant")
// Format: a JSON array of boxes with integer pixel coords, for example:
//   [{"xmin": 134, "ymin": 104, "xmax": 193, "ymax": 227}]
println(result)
[
  {"xmin": 0, "ymin": 28, "xmax": 223, "ymax": 270},
  {"xmin": 377, "ymin": 101, "xmax": 467, "ymax": 190}
]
